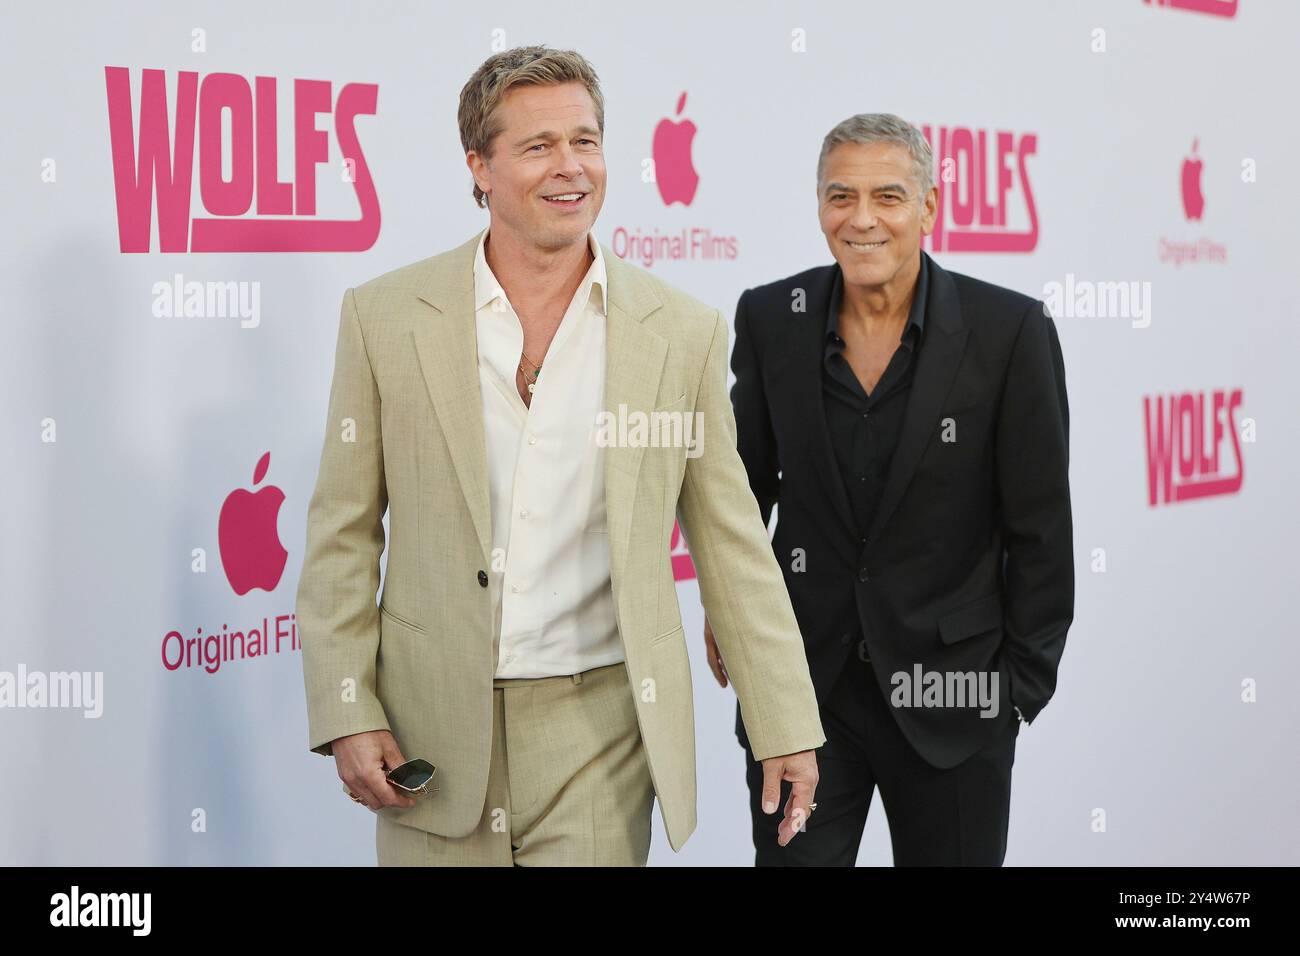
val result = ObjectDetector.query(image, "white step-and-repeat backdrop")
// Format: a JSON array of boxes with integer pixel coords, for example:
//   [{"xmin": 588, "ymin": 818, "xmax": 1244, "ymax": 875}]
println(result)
[{"xmin": 3, "ymin": 0, "xmax": 1297, "ymax": 865}]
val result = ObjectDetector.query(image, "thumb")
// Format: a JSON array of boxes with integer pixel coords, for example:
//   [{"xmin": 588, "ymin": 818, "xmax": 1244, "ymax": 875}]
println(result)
[
  {"xmin": 760, "ymin": 759, "xmax": 783, "ymax": 815},
  {"xmin": 381, "ymin": 733, "xmax": 406, "ymax": 772}
]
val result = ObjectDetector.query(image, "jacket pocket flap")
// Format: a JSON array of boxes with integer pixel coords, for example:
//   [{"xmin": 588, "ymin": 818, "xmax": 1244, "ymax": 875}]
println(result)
[
  {"xmin": 653, "ymin": 392, "xmax": 687, "ymax": 411},
  {"xmin": 937, "ymin": 593, "xmax": 1003, "ymax": 645},
  {"xmin": 650, "ymin": 623, "xmax": 684, "ymax": 645},
  {"xmin": 380, "ymin": 602, "xmax": 426, "ymax": 634}
]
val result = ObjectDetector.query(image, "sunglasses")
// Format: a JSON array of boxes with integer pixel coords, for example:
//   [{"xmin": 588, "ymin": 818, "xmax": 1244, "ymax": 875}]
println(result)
[{"xmin": 385, "ymin": 758, "xmax": 439, "ymax": 797}]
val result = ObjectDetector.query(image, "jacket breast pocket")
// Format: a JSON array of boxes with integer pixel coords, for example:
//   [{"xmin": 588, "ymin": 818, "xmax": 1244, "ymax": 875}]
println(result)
[{"xmin": 937, "ymin": 592, "xmax": 1002, "ymax": 645}]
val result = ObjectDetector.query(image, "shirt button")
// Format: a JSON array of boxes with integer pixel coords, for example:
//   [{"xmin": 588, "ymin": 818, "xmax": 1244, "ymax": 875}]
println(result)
[
  {"xmin": 511, "ymin": 584, "xmax": 520, "ymax": 594},
  {"xmin": 528, "ymin": 435, "xmax": 537, "ymax": 445},
  {"xmin": 478, "ymin": 570, "xmax": 488, "ymax": 587},
  {"xmin": 858, "ymin": 568, "xmax": 870, "ymax": 583},
  {"xmin": 862, "ymin": 412, "xmax": 869, "ymax": 419},
  {"xmin": 519, "ymin": 509, "xmax": 529, "ymax": 518}
]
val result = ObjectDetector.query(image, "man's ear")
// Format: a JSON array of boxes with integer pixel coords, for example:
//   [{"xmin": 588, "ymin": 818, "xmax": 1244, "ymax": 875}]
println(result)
[
  {"xmin": 466, "ymin": 150, "xmax": 491, "ymax": 199},
  {"xmin": 920, "ymin": 184, "xmax": 939, "ymax": 235}
]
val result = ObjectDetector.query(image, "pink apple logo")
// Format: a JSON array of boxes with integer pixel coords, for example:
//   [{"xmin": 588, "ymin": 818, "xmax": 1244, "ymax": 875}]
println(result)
[
  {"xmin": 670, "ymin": 519, "xmax": 697, "ymax": 581},
  {"xmin": 219, "ymin": 451, "xmax": 288, "ymax": 595},
  {"xmin": 653, "ymin": 92, "xmax": 699, "ymax": 207},
  {"xmin": 1181, "ymin": 138, "xmax": 1205, "ymax": 221},
  {"xmin": 1143, "ymin": 0, "xmax": 1239, "ymax": 19}
]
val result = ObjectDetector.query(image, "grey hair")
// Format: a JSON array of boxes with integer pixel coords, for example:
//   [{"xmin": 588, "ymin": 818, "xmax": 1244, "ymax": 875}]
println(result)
[{"xmin": 817, "ymin": 113, "xmax": 934, "ymax": 197}]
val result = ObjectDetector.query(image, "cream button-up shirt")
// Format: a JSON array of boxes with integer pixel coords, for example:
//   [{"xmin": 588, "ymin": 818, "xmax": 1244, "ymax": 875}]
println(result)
[{"xmin": 472, "ymin": 226, "xmax": 622, "ymax": 678}]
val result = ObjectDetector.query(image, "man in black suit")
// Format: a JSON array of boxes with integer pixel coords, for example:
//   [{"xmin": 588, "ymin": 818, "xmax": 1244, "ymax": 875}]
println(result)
[{"xmin": 703, "ymin": 113, "xmax": 1073, "ymax": 865}]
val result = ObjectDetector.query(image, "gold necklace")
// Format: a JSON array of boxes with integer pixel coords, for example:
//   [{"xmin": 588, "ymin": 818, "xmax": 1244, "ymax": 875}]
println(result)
[{"xmin": 518, "ymin": 351, "xmax": 542, "ymax": 394}]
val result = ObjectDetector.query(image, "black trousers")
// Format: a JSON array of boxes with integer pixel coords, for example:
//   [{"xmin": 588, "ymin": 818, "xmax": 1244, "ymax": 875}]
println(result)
[{"xmin": 743, "ymin": 653, "xmax": 1019, "ymax": 866}]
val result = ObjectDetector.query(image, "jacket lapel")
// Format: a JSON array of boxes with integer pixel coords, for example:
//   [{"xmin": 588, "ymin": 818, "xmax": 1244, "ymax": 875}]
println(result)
[
  {"xmin": 413, "ymin": 233, "xmax": 493, "ymax": 564},
  {"xmin": 864, "ymin": 254, "xmax": 969, "ymax": 546},
  {"xmin": 600, "ymin": 247, "xmax": 667, "ymax": 584},
  {"xmin": 782, "ymin": 267, "xmax": 857, "ymax": 545}
]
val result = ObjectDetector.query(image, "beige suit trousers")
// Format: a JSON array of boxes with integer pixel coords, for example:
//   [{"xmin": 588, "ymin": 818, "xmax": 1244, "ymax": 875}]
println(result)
[{"xmin": 375, "ymin": 661, "xmax": 655, "ymax": 866}]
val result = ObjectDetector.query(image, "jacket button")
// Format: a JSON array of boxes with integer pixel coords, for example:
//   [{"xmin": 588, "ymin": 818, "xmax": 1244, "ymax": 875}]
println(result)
[
  {"xmin": 857, "ymin": 568, "xmax": 870, "ymax": 583},
  {"xmin": 478, "ymin": 570, "xmax": 488, "ymax": 587}
]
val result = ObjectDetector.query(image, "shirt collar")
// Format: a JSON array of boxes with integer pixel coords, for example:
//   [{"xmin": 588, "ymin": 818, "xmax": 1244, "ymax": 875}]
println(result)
[
  {"xmin": 825, "ymin": 251, "xmax": 929, "ymax": 346},
  {"xmin": 473, "ymin": 225, "xmax": 607, "ymax": 317}
]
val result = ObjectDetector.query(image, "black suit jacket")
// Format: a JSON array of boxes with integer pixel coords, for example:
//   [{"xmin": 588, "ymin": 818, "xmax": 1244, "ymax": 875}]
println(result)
[{"xmin": 730, "ymin": 251, "xmax": 1073, "ymax": 769}]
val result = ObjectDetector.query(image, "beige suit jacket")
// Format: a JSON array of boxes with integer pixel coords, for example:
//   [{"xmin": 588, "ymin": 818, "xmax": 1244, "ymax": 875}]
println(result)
[{"xmin": 297, "ymin": 231, "xmax": 825, "ymax": 851}]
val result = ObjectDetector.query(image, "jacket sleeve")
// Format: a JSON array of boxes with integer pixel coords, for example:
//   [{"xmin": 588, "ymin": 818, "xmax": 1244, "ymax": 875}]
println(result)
[
  {"xmin": 995, "ymin": 300, "xmax": 1075, "ymax": 724},
  {"xmin": 676, "ymin": 308, "xmax": 825, "ymax": 761},
  {"xmin": 296, "ymin": 287, "xmax": 392, "ymax": 756}
]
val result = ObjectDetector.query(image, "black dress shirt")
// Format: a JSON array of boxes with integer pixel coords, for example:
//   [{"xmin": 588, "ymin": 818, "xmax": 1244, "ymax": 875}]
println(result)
[{"xmin": 822, "ymin": 254, "xmax": 930, "ymax": 543}]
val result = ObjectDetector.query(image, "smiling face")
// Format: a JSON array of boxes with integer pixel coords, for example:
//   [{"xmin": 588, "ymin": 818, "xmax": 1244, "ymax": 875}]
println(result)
[
  {"xmin": 817, "ymin": 141, "xmax": 937, "ymax": 292},
  {"xmin": 466, "ymin": 81, "xmax": 606, "ymax": 253}
]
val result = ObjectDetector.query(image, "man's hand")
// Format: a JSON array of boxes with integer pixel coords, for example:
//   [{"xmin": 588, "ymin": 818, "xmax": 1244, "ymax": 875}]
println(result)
[
  {"xmin": 760, "ymin": 750, "xmax": 819, "ymax": 846},
  {"xmin": 702, "ymin": 616, "xmax": 729, "ymax": 688},
  {"xmin": 332, "ymin": 729, "xmax": 417, "ymax": 812}
]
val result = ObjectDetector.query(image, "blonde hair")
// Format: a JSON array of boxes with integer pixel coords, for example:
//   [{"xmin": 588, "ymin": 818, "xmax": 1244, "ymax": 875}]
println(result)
[{"xmin": 457, "ymin": 46, "xmax": 605, "ymax": 208}]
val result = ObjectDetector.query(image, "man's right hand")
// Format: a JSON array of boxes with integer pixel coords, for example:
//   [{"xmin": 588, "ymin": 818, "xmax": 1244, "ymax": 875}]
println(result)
[{"xmin": 332, "ymin": 729, "xmax": 417, "ymax": 812}]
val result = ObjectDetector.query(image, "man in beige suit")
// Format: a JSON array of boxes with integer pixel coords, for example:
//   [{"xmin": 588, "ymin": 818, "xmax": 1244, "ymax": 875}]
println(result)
[{"xmin": 297, "ymin": 45, "xmax": 824, "ymax": 866}]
